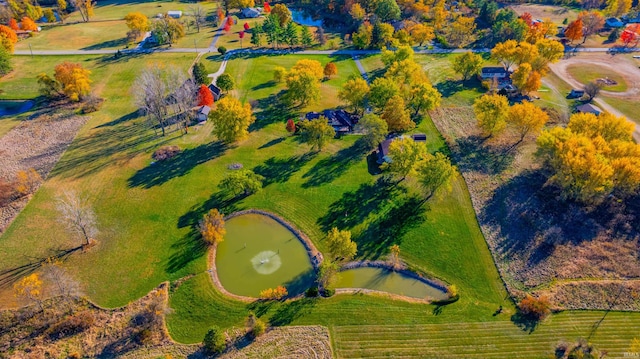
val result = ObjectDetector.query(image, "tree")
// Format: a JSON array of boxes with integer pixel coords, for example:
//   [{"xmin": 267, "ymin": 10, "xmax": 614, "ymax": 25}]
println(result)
[
  {"xmin": 389, "ymin": 244, "xmax": 401, "ymax": 268},
  {"xmin": 13, "ymin": 273, "xmax": 43, "ymax": 311},
  {"xmin": 292, "ymin": 59, "xmax": 324, "ymax": 80},
  {"xmin": 210, "ymin": 96, "xmax": 255, "ymax": 142},
  {"xmin": 51, "ymin": 62, "xmax": 92, "ymax": 102},
  {"xmin": 8, "ymin": 18, "xmax": 19, "ymax": 31},
  {"xmin": 134, "ymin": 65, "xmax": 171, "ymax": 136},
  {"xmin": 42, "ymin": 260, "xmax": 80, "ymax": 308},
  {"xmin": 44, "ymin": 8, "xmax": 56, "ymax": 23},
  {"xmin": 190, "ymin": 4, "xmax": 206, "ymax": 33},
  {"xmin": 535, "ymin": 38, "xmax": 564, "ymax": 65},
  {"xmin": 357, "ymin": 114, "xmax": 388, "ymax": 150},
  {"xmin": 491, "ymin": 40, "xmax": 518, "ymax": 71},
  {"xmin": 368, "ymin": 77, "xmax": 399, "ymax": 111},
  {"xmin": 262, "ymin": 14, "xmax": 282, "ymax": 48},
  {"xmin": 507, "ymin": 101, "xmax": 549, "ymax": 144},
  {"xmin": 605, "ymin": 0, "xmax": 631, "ymax": 17},
  {"xmin": 338, "ymin": 77, "xmax": 369, "ymax": 114},
  {"xmin": 444, "ymin": 15, "xmax": 477, "ymax": 48},
  {"xmin": 192, "ymin": 62, "xmax": 209, "ymax": 85},
  {"xmin": 318, "ymin": 259, "xmax": 339, "ymax": 289},
  {"xmin": 251, "ymin": 26, "xmax": 263, "ymax": 47},
  {"xmin": 473, "ymin": 94, "xmax": 509, "ymax": 136},
  {"xmin": 323, "ymin": 62, "xmax": 338, "ymax": 79},
  {"xmin": 352, "ymin": 24, "xmax": 372, "ymax": 49},
  {"xmin": 350, "ymin": 3, "xmax": 365, "ymax": 22},
  {"xmin": 273, "ymin": 66, "xmax": 287, "ymax": 82},
  {"xmin": 584, "ymin": 81, "xmax": 602, "ymax": 101},
  {"xmin": 371, "ymin": 22, "xmax": 394, "ymax": 49},
  {"xmin": 299, "ymin": 117, "xmax": 335, "ymax": 151},
  {"xmin": 564, "ymin": 19, "xmax": 583, "ymax": 45},
  {"xmin": 380, "ymin": 136, "xmax": 427, "ymax": 181},
  {"xmin": 374, "ymin": 0, "xmax": 401, "ymax": 22},
  {"xmin": 452, "ymin": 52, "xmax": 483, "ymax": 81},
  {"xmin": 518, "ymin": 294, "xmax": 551, "ymax": 320},
  {"xmin": 21, "ymin": 16, "xmax": 37, "ymax": 31},
  {"xmin": 417, "ymin": 152, "xmax": 455, "ymax": 200},
  {"xmin": 57, "ymin": 0, "xmax": 67, "ymax": 23},
  {"xmin": 259, "ymin": 285, "xmax": 288, "ymax": 299},
  {"xmin": 286, "ymin": 118, "xmax": 296, "ymax": 133},
  {"xmin": 15, "ymin": 168, "xmax": 41, "ymax": 196},
  {"xmin": 198, "ymin": 208, "xmax": 226, "ymax": 245},
  {"xmin": 219, "ymin": 169, "xmax": 264, "ymax": 197},
  {"xmin": 409, "ymin": 23, "xmax": 434, "ymax": 46},
  {"xmin": 513, "ymin": 42, "xmax": 539, "ymax": 65},
  {"xmin": 326, "ymin": 227, "xmax": 357, "ymax": 262},
  {"xmin": 409, "ymin": 82, "xmax": 441, "ymax": 117},
  {"xmin": 197, "ymin": 84, "xmax": 214, "ymax": 107},
  {"xmin": 124, "ymin": 12, "xmax": 149, "ymax": 40},
  {"xmin": 578, "ymin": 11, "xmax": 604, "ymax": 44},
  {"xmin": 285, "ymin": 68, "xmax": 320, "ymax": 106},
  {"xmin": 246, "ymin": 312, "xmax": 266, "ymax": 337},
  {"xmin": 300, "ymin": 26, "xmax": 313, "ymax": 47},
  {"xmin": 315, "ymin": 26, "xmax": 326, "ymax": 45},
  {"xmin": 56, "ymin": 190, "xmax": 98, "ymax": 247},
  {"xmin": 282, "ymin": 21, "xmax": 298, "ymax": 48},
  {"xmin": 203, "ymin": 326, "xmax": 226, "ymax": 354},
  {"xmin": 511, "ymin": 62, "xmax": 532, "ymax": 94},
  {"xmin": 151, "ymin": 16, "xmax": 185, "ymax": 45},
  {"xmin": 216, "ymin": 73, "xmax": 235, "ymax": 93},
  {"xmin": 381, "ymin": 95, "xmax": 414, "ymax": 132},
  {"xmin": 0, "ymin": 24, "xmax": 17, "ymax": 53},
  {"xmin": 271, "ymin": 3, "xmax": 291, "ymax": 27},
  {"xmin": 0, "ymin": 46, "xmax": 11, "ymax": 76}
]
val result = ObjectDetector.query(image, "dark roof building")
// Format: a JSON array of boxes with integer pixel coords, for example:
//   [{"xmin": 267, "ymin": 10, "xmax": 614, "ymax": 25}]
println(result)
[
  {"xmin": 606, "ymin": 17, "xmax": 624, "ymax": 28},
  {"xmin": 480, "ymin": 67, "xmax": 509, "ymax": 79},
  {"xmin": 576, "ymin": 103, "xmax": 602, "ymax": 115},
  {"xmin": 208, "ymin": 84, "xmax": 222, "ymax": 101},
  {"xmin": 377, "ymin": 134, "xmax": 427, "ymax": 164},
  {"xmin": 304, "ymin": 109, "xmax": 359, "ymax": 134},
  {"xmin": 196, "ymin": 105, "xmax": 211, "ymax": 121}
]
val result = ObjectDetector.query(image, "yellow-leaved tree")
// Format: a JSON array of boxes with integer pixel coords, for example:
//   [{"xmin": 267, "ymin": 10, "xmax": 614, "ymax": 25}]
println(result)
[
  {"xmin": 199, "ymin": 209, "xmax": 226, "ymax": 245},
  {"xmin": 507, "ymin": 101, "xmax": 549, "ymax": 144},
  {"xmin": 14, "ymin": 273, "xmax": 44, "ymax": 311},
  {"xmin": 54, "ymin": 62, "xmax": 92, "ymax": 101},
  {"xmin": 210, "ymin": 96, "xmax": 255, "ymax": 143},
  {"xmin": 473, "ymin": 93, "xmax": 509, "ymax": 136}
]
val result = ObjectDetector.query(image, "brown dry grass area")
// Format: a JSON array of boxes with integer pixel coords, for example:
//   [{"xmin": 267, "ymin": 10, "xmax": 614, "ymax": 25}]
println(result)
[
  {"xmin": 430, "ymin": 106, "xmax": 640, "ymax": 310},
  {"xmin": 545, "ymin": 280, "xmax": 640, "ymax": 310},
  {"xmin": 509, "ymin": 4, "xmax": 578, "ymax": 24},
  {"xmin": 0, "ymin": 106, "xmax": 88, "ymax": 233}
]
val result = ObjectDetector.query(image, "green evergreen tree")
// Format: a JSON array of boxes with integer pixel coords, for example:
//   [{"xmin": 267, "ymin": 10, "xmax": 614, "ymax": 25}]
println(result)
[{"xmin": 300, "ymin": 26, "xmax": 313, "ymax": 47}]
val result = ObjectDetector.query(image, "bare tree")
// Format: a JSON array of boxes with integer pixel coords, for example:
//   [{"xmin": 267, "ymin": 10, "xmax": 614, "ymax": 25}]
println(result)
[
  {"xmin": 168, "ymin": 67, "xmax": 197, "ymax": 133},
  {"xmin": 42, "ymin": 261, "xmax": 81, "ymax": 311},
  {"xmin": 134, "ymin": 65, "xmax": 171, "ymax": 136},
  {"xmin": 190, "ymin": 5, "xmax": 206, "ymax": 33},
  {"xmin": 584, "ymin": 81, "xmax": 602, "ymax": 102},
  {"xmin": 56, "ymin": 190, "xmax": 98, "ymax": 247}
]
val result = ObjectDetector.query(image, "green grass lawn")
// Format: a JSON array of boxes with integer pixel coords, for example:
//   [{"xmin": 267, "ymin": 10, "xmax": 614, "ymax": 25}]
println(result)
[
  {"xmin": 566, "ymin": 64, "xmax": 628, "ymax": 92},
  {"xmin": 65, "ymin": 0, "xmax": 222, "ymax": 23},
  {"xmin": 15, "ymin": 21, "xmax": 130, "ymax": 51}
]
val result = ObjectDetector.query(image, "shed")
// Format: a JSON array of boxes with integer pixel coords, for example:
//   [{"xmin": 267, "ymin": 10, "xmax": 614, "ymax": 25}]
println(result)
[
  {"xmin": 167, "ymin": 10, "xmax": 182, "ymax": 18},
  {"xmin": 606, "ymin": 17, "xmax": 624, "ymax": 28},
  {"xmin": 576, "ymin": 103, "xmax": 602, "ymax": 115},
  {"xmin": 568, "ymin": 89, "xmax": 585, "ymax": 99},
  {"xmin": 241, "ymin": 7, "xmax": 261, "ymax": 18},
  {"xmin": 208, "ymin": 84, "xmax": 222, "ymax": 101},
  {"xmin": 197, "ymin": 105, "xmax": 211, "ymax": 122}
]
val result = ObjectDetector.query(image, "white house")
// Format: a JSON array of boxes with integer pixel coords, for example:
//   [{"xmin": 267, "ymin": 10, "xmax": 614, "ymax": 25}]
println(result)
[
  {"xmin": 241, "ymin": 8, "xmax": 261, "ymax": 18},
  {"xmin": 479, "ymin": 67, "xmax": 509, "ymax": 80},
  {"xmin": 167, "ymin": 11, "xmax": 182, "ymax": 19}
]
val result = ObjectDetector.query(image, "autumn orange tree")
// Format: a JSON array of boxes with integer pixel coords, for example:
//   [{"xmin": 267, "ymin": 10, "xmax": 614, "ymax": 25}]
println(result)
[
  {"xmin": 199, "ymin": 208, "xmax": 226, "ymax": 245},
  {"xmin": 537, "ymin": 112, "xmax": 640, "ymax": 203},
  {"xmin": 21, "ymin": 16, "xmax": 37, "ymax": 31},
  {"xmin": 37, "ymin": 62, "xmax": 92, "ymax": 101},
  {"xmin": 323, "ymin": 62, "xmax": 337, "ymax": 79},
  {"xmin": 518, "ymin": 294, "xmax": 551, "ymax": 320},
  {"xmin": 124, "ymin": 12, "xmax": 149, "ymax": 41},
  {"xmin": 577, "ymin": 11, "xmax": 604, "ymax": 44},
  {"xmin": 564, "ymin": 19, "xmax": 583, "ymax": 45},
  {"xmin": 0, "ymin": 24, "xmax": 18, "ymax": 53},
  {"xmin": 197, "ymin": 84, "xmax": 214, "ymax": 107},
  {"xmin": 507, "ymin": 101, "xmax": 549, "ymax": 144},
  {"xmin": 8, "ymin": 18, "xmax": 19, "ymax": 31},
  {"xmin": 259, "ymin": 285, "xmax": 288, "ymax": 300}
]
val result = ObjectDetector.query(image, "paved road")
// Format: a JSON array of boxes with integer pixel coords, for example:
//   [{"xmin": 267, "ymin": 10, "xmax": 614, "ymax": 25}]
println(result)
[{"xmin": 352, "ymin": 55, "xmax": 369, "ymax": 83}]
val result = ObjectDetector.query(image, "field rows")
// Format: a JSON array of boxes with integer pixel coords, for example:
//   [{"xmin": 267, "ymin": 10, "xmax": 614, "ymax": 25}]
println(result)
[{"xmin": 332, "ymin": 314, "xmax": 640, "ymax": 359}]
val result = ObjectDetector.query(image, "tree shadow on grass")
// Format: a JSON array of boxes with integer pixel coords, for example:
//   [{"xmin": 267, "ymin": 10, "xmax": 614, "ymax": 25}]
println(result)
[
  {"xmin": 96, "ymin": 110, "xmax": 139, "ymax": 128},
  {"xmin": 258, "ymin": 137, "xmax": 285, "ymax": 149},
  {"xmin": 128, "ymin": 141, "xmax": 229, "ymax": 188},
  {"xmin": 249, "ymin": 91, "xmax": 297, "ymax": 132},
  {"xmin": 269, "ymin": 297, "xmax": 318, "ymax": 326},
  {"xmin": 511, "ymin": 311, "xmax": 540, "ymax": 334},
  {"xmin": 253, "ymin": 152, "xmax": 316, "ymax": 186},
  {"xmin": 177, "ymin": 191, "xmax": 244, "ymax": 230},
  {"xmin": 453, "ymin": 135, "xmax": 515, "ymax": 175},
  {"xmin": 301, "ymin": 139, "xmax": 368, "ymax": 188},
  {"xmin": 282, "ymin": 268, "xmax": 316, "ymax": 296},
  {"xmin": 81, "ymin": 37, "xmax": 128, "ymax": 50},
  {"xmin": 317, "ymin": 176, "xmax": 405, "ymax": 232},
  {"xmin": 354, "ymin": 196, "xmax": 426, "ymax": 259},
  {"xmin": 166, "ymin": 231, "xmax": 208, "ymax": 274},
  {"xmin": 0, "ymin": 246, "xmax": 82, "ymax": 288},
  {"xmin": 435, "ymin": 80, "xmax": 465, "ymax": 98}
]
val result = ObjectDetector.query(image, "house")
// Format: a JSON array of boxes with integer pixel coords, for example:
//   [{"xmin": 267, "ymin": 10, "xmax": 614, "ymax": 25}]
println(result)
[
  {"xmin": 567, "ymin": 89, "xmax": 585, "ymax": 99},
  {"xmin": 196, "ymin": 105, "xmax": 211, "ymax": 122},
  {"xmin": 241, "ymin": 7, "xmax": 261, "ymax": 18},
  {"xmin": 498, "ymin": 84, "xmax": 518, "ymax": 98},
  {"xmin": 377, "ymin": 134, "xmax": 427, "ymax": 164},
  {"xmin": 208, "ymin": 84, "xmax": 222, "ymax": 101},
  {"xmin": 606, "ymin": 17, "xmax": 624, "ymax": 28},
  {"xmin": 479, "ymin": 67, "xmax": 509, "ymax": 80},
  {"xmin": 576, "ymin": 103, "xmax": 602, "ymax": 115},
  {"xmin": 167, "ymin": 11, "xmax": 182, "ymax": 19},
  {"xmin": 304, "ymin": 109, "xmax": 359, "ymax": 134}
]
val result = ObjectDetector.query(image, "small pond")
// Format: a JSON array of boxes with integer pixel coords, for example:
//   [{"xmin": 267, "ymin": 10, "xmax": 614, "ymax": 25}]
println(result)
[
  {"xmin": 336, "ymin": 267, "xmax": 449, "ymax": 300},
  {"xmin": 291, "ymin": 10, "xmax": 323, "ymax": 27},
  {"xmin": 0, "ymin": 100, "xmax": 35, "ymax": 116},
  {"xmin": 215, "ymin": 213, "xmax": 315, "ymax": 297}
]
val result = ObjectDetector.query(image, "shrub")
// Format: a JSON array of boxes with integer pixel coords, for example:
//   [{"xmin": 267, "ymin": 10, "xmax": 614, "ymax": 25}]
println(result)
[
  {"xmin": 48, "ymin": 311, "xmax": 95, "ymax": 339},
  {"xmin": 252, "ymin": 317, "xmax": 267, "ymax": 337},
  {"xmin": 136, "ymin": 328, "xmax": 153, "ymax": 345},
  {"xmin": 80, "ymin": 94, "xmax": 104, "ymax": 114},
  {"xmin": 203, "ymin": 326, "xmax": 226, "ymax": 354},
  {"xmin": 0, "ymin": 179, "xmax": 17, "ymax": 206},
  {"xmin": 15, "ymin": 168, "xmax": 41, "ymax": 196},
  {"xmin": 152, "ymin": 146, "xmax": 182, "ymax": 161},
  {"xmin": 518, "ymin": 294, "xmax": 551, "ymax": 320},
  {"xmin": 259, "ymin": 285, "xmax": 288, "ymax": 300},
  {"xmin": 447, "ymin": 284, "xmax": 458, "ymax": 298},
  {"xmin": 322, "ymin": 287, "xmax": 335, "ymax": 297},
  {"xmin": 305, "ymin": 286, "xmax": 319, "ymax": 297},
  {"xmin": 218, "ymin": 46, "xmax": 227, "ymax": 55}
]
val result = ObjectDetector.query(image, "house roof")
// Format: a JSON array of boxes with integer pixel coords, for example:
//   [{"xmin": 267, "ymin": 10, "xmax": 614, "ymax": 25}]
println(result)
[
  {"xmin": 241, "ymin": 8, "xmax": 261, "ymax": 17},
  {"xmin": 378, "ymin": 134, "xmax": 427, "ymax": 163},
  {"xmin": 481, "ymin": 67, "xmax": 508, "ymax": 74},
  {"xmin": 606, "ymin": 17, "xmax": 624, "ymax": 27},
  {"xmin": 198, "ymin": 105, "xmax": 211, "ymax": 115},
  {"xmin": 208, "ymin": 84, "xmax": 221, "ymax": 96},
  {"xmin": 412, "ymin": 133, "xmax": 427, "ymax": 142},
  {"xmin": 304, "ymin": 109, "xmax": 357, "ymax": 132},
  {"xmin": 167, "ymin": 10, "xmax": 182, "ymax": 15},
  {"xmin": 576, "ymin": 103, "xmax": 602, "ymax": 114}
]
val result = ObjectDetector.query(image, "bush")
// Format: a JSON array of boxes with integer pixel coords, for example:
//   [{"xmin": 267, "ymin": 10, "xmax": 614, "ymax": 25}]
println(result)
[
  {"xmin": 136, "ymin": 328, "xmax": 153, "ymax": 345},
  {"xmin": 152, "ymin": 146, "xmax": 182, "ymax": 161},
  {"xmin": 252, "ymin": 318, "xmax": 267, "ymax": 337},
  {"xmin": 48, "ymin": 311, "xmax": 95, "ymax": 339},
  {"xmin": 0, "ymin": 179, "xmax": 17, "ymax": 206},
  {"xmin": 203, "ymin": 326, "xmax": 226, "ymax": 354},
  {"xmin": 218, "ymin": 46, "xmax": 227, "ymax": 55},
  {"xmin": 305, "ymin": 286, "xmax": 319, "ymax": 297},
  {"xmin": 518, "ymin": 294, "xmax": 551, "ymax": 320},
  {"xmin": 322, "ymin": 287, "xmax": 335, "ymax": 297},
  {"xmin": 259, "ymin": 286, "xmax": 288, "ymax": 300},
  {"xmin": 81, "ymin": 94, "xmax": 104, "ymax": 114}
]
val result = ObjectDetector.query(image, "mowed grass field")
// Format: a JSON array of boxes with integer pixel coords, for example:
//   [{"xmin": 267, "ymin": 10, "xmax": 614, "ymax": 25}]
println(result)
[
  {"xmin": 566, "ymin": 64, "xmax": 629, "ymax": 92},
  {"xmin": 15, "ymin": 21, "xmax": 130, "ymax": 51},
  {"xmin": 2, "ymin": 50, "xmax": 640, "ymax": 358}
]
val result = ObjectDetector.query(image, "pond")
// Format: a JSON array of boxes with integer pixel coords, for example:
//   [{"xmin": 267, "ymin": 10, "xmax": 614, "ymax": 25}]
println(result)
[
  {"xmin": 215, "ymin": 213, "xmax": 315, "ymax": 297},
  {"xmin": 291, "ymin": 10, "xmax": 323, "ymax": 27},
  {"xmin": 336, "ymin": 267, "xmax": 449, "ymax": 300},
  {"xmin": 0, "ymin": 100, "xmax": 35, "ymax": 116}
]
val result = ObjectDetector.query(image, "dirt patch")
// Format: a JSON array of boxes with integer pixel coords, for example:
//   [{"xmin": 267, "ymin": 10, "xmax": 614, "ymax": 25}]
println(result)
[
  {"xmin": 0, "ymin": 108, "xmax": 88, "ymax": 233},
  {"xmin": 430, "ymin": 106, "xmax": 640, "ymax": 310},
  {"xmin": 509, "ymin": 4, "xmax": 577, "ymax": 24}
]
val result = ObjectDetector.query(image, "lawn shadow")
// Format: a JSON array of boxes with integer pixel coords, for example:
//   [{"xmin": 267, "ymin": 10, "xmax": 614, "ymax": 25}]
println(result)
[
  {"xmin": 81, "ymin": 37, "xmax": 128, "ymax": 50},
  {"xmin": 128, "ymin": 141, "xmax": 229, "ymax": 188},
  {"xmin": 301, "ymin": 139, "xmax": 368, "ymax": 188},
  {"xmin": 317, "ymin": 176, "xmax": 405, "ymax": 232},
  {"xmin": 269, "ymin": 297, "xmax": 318, "ymax": 326},
  {"xmin": 253, "ymin": 152, "xmax": 316, "ymax": 186},
  {"xmin": 0, "ymin": 246, "xmax": 82, "ymax": 288},
  {"xmin": 177, "ymin": 191, "xmax": 244, "ymax": 230},
  {"xmin": 249, "ymin": 91, "xmax": 297, "ymax": 132},
  {"xmin": 251, "ymin": 80, "xmax": 277, "ymax": 91},
  {"xmin": 95, "ymin": 110, "xmax": 139, "ymax": 128},
  {"xmin": 510, "ymin": 311, "xmax": 539, "ymax": 334},
  {"xmin": 282, "ymin": 268, "xmax": 316, "ymax": 297},
  {"xmin": 453, "ymin": 135, "xmax": 515, "ymax": 175},
  {"xmin": 258, "ymin": 137, "xmax": 286, "ymax": 149},
  {"xmin": 435, "ymin": 80, "xmax": 464, "ymax": 98},
  {"xmin": 166, "ymin": 231, "xmax": 208, "ymax": 274},
  {"xmin": 354, "ymin": 196, "xmax": 426, "ymax": 259}
]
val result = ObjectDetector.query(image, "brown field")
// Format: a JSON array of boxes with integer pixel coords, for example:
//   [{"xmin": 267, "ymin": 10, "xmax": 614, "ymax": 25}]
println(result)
[{"xmin": 509, "ymin": 4, "xmax": 578, "ymax": 24}]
